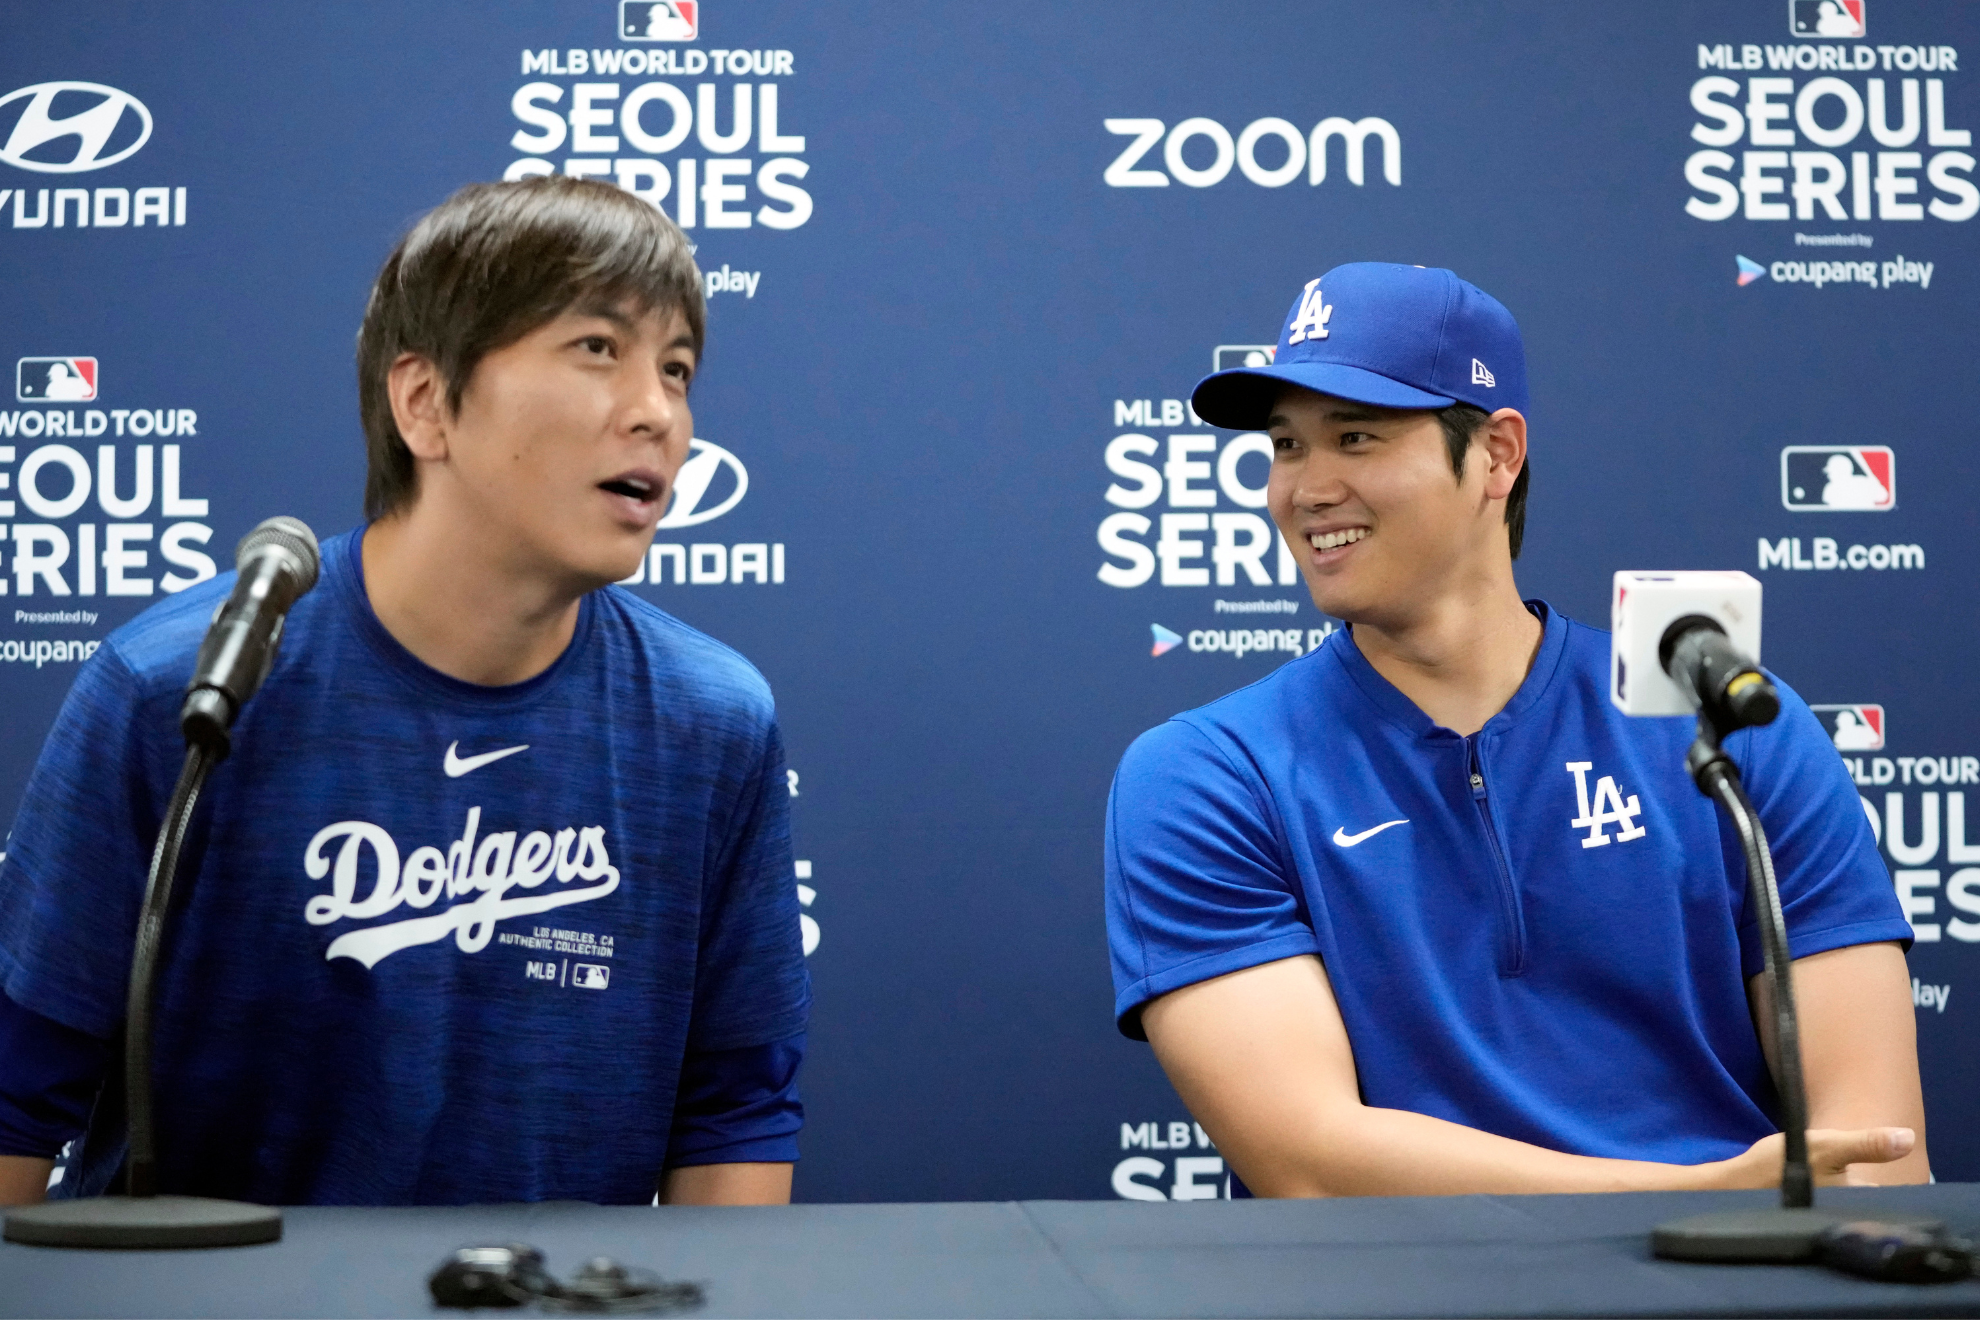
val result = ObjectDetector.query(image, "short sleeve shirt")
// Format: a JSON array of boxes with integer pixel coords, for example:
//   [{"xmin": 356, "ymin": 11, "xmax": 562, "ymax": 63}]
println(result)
[
  {"xmin": 1106, "ymin": 603, "xmax": 1909, "ymax": 1164},
  {"xmin": 0, "ymin": 529, "xmax": 810, "ymax": 1205}
]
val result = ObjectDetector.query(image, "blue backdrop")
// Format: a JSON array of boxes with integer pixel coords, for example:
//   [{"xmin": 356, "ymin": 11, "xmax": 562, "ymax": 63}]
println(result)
[{"xmin": 2, "ymin": 0, "xmax": 1975, "ymax": 1201}]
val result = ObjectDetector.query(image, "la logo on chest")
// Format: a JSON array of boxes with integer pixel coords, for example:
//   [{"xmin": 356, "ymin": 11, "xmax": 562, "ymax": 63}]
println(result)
[{"xmin": 1565, "ymin": 761, "xmax": 1647, "ymax": 849}]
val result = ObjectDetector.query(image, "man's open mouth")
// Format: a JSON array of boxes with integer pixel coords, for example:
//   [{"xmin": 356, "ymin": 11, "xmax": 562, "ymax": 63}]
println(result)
[{"xmin": 598, "ymin": 473, "xmax": 662, "ymax": 503}]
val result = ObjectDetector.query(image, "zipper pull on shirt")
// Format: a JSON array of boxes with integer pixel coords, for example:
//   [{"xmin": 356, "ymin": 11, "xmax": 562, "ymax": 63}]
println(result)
[{"xmin": 1468, "ymin": 741, "xmax": 1487, "ymax": 798}]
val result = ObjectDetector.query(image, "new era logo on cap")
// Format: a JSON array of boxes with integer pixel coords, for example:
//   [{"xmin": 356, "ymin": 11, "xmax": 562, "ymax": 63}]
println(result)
[
  {"xmin": 16, "ymin": 356, "xmax": 96, "ymax": 402},
  {"xmin": 1471, "ymin": 359, "xmax": 1495, "ymax": 387},
  {"xmin": 1811, "ymin": 703, "xmax": 1884, "ymax": 750}
]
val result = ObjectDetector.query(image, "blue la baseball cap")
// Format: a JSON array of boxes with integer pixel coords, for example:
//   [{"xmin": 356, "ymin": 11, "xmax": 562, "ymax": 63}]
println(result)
[{"xmin": 1192, "ymin": 263, "xmax": 1528, "ymax": 429}]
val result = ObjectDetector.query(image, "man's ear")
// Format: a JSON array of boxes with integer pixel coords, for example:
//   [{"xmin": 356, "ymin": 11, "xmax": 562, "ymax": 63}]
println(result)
[
  {"xmin": 1479, "ymin": 408, "xmax": 1527, "ymax": 501},
  {"xmin": 387, "ymin": 354, "xmax": 451, "ymax": 462}
]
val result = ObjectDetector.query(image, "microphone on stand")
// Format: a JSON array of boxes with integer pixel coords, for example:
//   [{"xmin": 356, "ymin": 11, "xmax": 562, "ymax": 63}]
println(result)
[
  {"xmin": 1612, "ymin": 572, "xmax": 1936, "ymax": 1263},
  {"xmin": 3, "ymin": 518, "xmax": 320, "ymax": 1251},
  {"xmin": 1660, "ymin": 614, "xmax": 1779, "ymax": 736},
  {"xmin": 182, "ymin": 516, "xmax": 320, "ymax": 754}
]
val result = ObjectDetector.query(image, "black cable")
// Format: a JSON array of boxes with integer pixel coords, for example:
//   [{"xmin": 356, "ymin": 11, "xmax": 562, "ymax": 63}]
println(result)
[
  {"xmin": 1699, "ymin": 754, "xmax": 1813, "ymax": 1209},
  {"xmin": 122, "ymin": 743, "xmax": 217, "ymax": 1198}
]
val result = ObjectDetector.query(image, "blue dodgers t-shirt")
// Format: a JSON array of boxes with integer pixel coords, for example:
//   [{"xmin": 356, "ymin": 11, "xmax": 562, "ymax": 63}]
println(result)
[
  {"xmin": 1107, "ymin": 603, "xmax": 1911, "ymax": 1166},
  {"xmin": 0, "ymin": 529, "xmax": 810, "ymax": 1205}
]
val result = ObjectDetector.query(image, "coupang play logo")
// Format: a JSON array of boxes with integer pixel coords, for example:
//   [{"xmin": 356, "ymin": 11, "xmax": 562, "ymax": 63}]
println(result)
[{"xmin": 1733, "ymin": 250, "xmax": 1938, "ymax": 288}]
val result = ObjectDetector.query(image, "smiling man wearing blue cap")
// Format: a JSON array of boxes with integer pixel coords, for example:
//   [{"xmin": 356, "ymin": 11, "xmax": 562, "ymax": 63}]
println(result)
[{"xmin": 1104, "ymin": 262, "xmax": 1928, "ymax": 1197}]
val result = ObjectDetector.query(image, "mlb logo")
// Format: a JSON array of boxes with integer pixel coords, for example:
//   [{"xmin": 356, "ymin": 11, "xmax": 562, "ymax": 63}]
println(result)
[
  {"xmin": 1781, "ymin": 446, "xmax": 1894, "ymax": 511},
  {"xmin": 1792, "ymin": 0, "xmax": 1865, "ymax": 38},
  {"xmin": 621, "ymin": 0, "xmax": 697, "ymax": 41},
  {"xmin": 1811, "ymin": 704, "xmax": 1885, "ymax": 751},
  {"xmin": 571, "ymin": 963, "xmax": 611, "ymax": 990},
  {"xmin": 16, "ymin": 356, "xmax": 97, "ymax": 402},
  {"xmin": 1214, "ymin": 345, "xmax": 1276, "ymax": 371}
]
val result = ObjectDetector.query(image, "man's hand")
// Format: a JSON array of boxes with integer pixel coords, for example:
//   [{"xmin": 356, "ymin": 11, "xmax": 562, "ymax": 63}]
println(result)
[
  {"xmin": 0, "ymin": 1156, "xmax": 54, "ymax": 1206},
  {"xmin": 1711, "ymin": 1127, "xmax": 1916, "ymax": 1189}
]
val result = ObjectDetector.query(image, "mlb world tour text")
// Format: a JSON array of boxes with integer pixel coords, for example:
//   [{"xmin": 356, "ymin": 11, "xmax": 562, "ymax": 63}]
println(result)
[
  {"xmin": 1684, "ymin": 46, "xmax": 1977, "ymax": 222},
  {"xmin": 504, "ymin": 49, "xmax": 812, "ymax": 231}
]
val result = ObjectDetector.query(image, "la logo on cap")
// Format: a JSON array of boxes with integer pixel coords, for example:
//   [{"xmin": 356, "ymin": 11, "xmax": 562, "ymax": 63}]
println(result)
[{"xmin": 1286, "ymin": 279, "xmax": 1333, "ymax": 345}]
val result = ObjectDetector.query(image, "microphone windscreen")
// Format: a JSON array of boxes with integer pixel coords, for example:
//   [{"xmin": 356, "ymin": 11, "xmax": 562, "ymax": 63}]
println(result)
[{"xmin": 235, "ymin": 516, "xmax": 321, "ymax": 592}]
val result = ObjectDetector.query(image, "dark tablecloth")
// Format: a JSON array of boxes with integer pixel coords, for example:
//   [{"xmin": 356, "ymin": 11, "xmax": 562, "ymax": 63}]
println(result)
[{"xmin": 7, "ymin": 1184, "xmax": 1980, "ymax": 1317}]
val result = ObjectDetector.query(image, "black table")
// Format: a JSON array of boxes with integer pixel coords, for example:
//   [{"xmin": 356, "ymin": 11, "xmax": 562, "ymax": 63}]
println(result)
[{"xmin": 7, "ymin": 1185, "xmax": 1980, "ymax": 1318}]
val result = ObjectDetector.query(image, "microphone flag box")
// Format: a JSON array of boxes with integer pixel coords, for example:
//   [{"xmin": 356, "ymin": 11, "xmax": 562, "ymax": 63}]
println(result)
[{"xmin": 1611, "ymin": 571, "xmax": 1763, "ymax": 716}]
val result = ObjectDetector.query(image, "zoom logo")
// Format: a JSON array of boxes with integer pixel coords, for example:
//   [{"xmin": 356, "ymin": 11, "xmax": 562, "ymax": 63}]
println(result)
[
  {"xmin": 657, "ymin": 438, "xmax": 748, "ymax": 528},
  {"xmin": 0, "ymin": 83, "xmax": 152, "ymax": 173}
]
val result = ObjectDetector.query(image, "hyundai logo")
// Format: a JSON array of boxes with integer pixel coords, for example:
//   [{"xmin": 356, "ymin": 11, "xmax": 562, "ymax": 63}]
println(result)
[
  {"xmin": 658, "ymin": 438, "xmax": 748, "ymax": 528},
  {"xmin": 0, "ymin": 82, "xmax": 152, "ymax": 174}
]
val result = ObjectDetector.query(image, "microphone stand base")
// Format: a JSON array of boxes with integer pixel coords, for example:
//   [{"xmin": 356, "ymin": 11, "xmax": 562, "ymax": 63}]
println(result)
[
  {"xmin": 4, "ymin": 1195, "xmax": 282, "ymax": 1249},
  {"xmin": 1652, "ymin": 1207, "xmax": 1940, "ymax": 1263}
]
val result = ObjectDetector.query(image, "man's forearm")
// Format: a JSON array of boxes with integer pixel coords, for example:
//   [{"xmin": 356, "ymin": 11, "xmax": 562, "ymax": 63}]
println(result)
[
  {"xmin": 1756, "ymin": 943, "xmax": 1931, "ymax": 1185},
  {"xmin": 658, "ymin": 1161, "xmax": 792, "ymax": 1205},
  {"xmin": 1231, "ymin": 1102, "xmax": 1727, "ymax": 1199},
  {"xmin": 0, "ymin": 1155, "xmax": 54, "ymax": 1206}
]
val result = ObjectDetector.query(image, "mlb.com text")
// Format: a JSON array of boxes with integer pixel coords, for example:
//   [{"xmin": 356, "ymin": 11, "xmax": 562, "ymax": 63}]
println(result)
[{"xmin": 1759, "ymin": 536, "xmax": 1923, "ymax": 570}]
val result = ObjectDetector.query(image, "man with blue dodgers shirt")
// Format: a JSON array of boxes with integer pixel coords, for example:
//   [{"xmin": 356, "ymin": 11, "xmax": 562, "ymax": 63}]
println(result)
[
  {"xmin": 1106, "ymin": 262, "xmax": 1929, "ymax": 1196},
  {"xmin": 0, "ymin": 176, "xmax": 808, "ymax": 1207}
]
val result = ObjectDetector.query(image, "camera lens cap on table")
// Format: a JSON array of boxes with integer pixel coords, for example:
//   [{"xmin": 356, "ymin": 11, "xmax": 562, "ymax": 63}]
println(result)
[{"xmin": 429, "ymin": 1243, "xmax": 705, "ymax": 1313}]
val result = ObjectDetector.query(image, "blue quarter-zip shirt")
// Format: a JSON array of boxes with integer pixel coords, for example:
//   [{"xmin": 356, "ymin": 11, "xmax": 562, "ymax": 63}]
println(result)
[{"xmin": 1106, "ymin": 603, "xmax": 1909, "ymax": 1164}]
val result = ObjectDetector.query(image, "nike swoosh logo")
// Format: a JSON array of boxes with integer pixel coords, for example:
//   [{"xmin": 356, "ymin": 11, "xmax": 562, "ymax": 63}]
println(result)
[
  {"xmin": 1333, "ymin": 819, "xmax": 1409, "ymax": 847},
  {"xmin": 444, "ymin": 741, "xmax": 530, "ymax": 778}
]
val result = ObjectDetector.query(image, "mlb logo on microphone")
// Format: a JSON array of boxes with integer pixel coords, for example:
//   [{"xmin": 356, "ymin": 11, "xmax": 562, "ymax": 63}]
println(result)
[
  {"xmin": 15, "ymin": 356, "xmax": 97, "ymax": 402},
  {"xmin": 1213, "ymin": 345, "xmax": 1276, "ymax": 371},
  {"xmin": 620, "ymin": 0, "xmax": 697, "ymax": 40},
  {"xmin": 1791, "ymin": 0, "xmax": 1865, "ymax": 38},
  {"xmin": 1781, "ymin": 446, "xmax": 1894, "ymax": 511},
  {"xmin": 1811, "ymin": 704, "xmax": 1885, "ymax": 751}
]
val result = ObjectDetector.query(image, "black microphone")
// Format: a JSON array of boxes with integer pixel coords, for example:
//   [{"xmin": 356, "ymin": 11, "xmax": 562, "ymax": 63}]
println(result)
[
  {"xmin": 179, "ymin": 516, "xmax": 320, "ymax": 754},
  {"xmin": 1658, "ymin": 614, "xmax": 1780, "ymax": 734}
]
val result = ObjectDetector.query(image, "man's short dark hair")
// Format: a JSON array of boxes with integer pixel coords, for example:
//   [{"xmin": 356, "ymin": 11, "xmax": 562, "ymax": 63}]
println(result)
[
  {"xmin": 1437, "ymin": 403, "xmax": 1529, "ymax": 559},
  {"xmin": 356, "ymin": 176, "xmax": 705, "ymax": 521}
]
